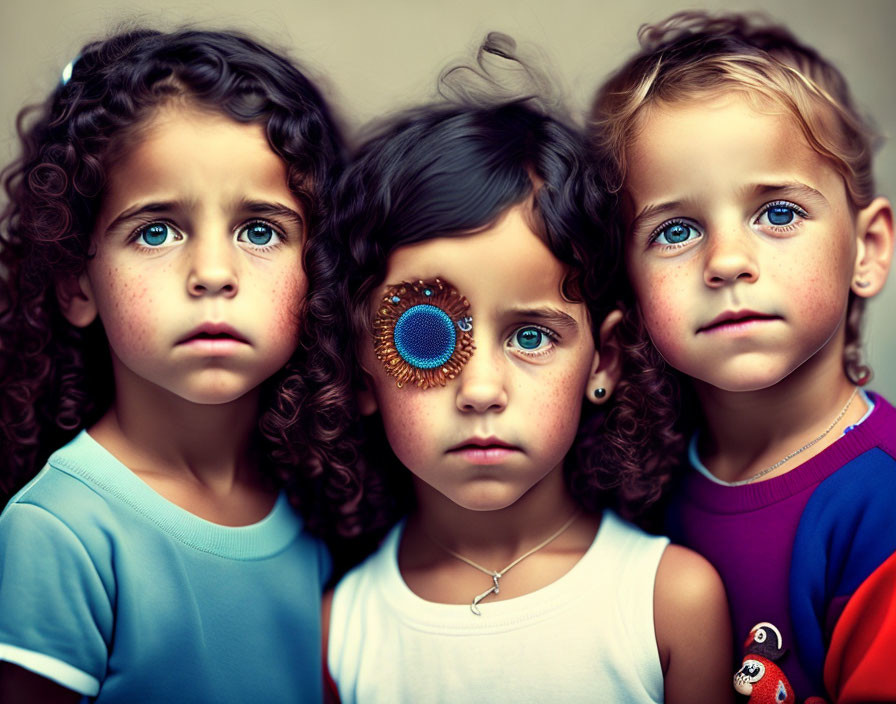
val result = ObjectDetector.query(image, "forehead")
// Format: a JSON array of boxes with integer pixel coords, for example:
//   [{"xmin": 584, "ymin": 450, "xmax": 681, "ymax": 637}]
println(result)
[
  {"xmin": 381, "ymin": 206, "xmax": 570, "ymax": 309},
  {"xmin": 104, "ymin": 105, "xmax": 287, "ymax": 198},
  {"xmin": 626, "ymin": 95, "xmax": 843, "ymax": 207}
]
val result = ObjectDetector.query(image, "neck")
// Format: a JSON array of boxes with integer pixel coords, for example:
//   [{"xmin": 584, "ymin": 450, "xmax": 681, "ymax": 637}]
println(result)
[
  {"xmin": 90, "ymin": 373, "xmax": 260, "ymax": 492},
  {"xmin": 398, "ymin": 461, "xmax": 598, "ymax": 610},
  {"xmin": 408, "ymin": 464, "xmax": 582, "ymax": 561},
  {"xmin": 694, "ymin": 342, "xmax": 866, "ymax": 483}
]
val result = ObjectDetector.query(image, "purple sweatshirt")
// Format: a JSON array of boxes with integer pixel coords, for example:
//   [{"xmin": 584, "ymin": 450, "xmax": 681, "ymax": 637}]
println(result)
[{"xmin": 665, "ymin": 392, "xmax": 896, "ymax": 700}]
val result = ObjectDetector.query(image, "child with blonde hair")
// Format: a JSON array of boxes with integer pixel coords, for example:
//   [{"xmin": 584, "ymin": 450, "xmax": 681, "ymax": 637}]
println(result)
[{"xmin": 589, "ymin": 12, "xmax": 895, "ymax": 703}]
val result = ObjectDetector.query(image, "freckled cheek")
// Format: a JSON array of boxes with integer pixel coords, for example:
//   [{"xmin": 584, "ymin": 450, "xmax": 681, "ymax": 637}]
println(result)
[
  {"xmin": 630, "ymin": 268, "xmax": 689, "ymax": 358},
  {"xmin": 640, "ymin": 301, "xmax": 690, "ymax": 362},
  {"xmin": 776, "ymin": 252, "xmax": 848, "ymax": 328},
  {"xmin": 518, "ymin": 368, "xmax": 585, "ymax": 458},
  {"xmin": 377, "ymin": 390, "xmax": 446, "ymax": 470},
  {"xmin": 267, "ymin": 267, "xmax": 308, "ymax": 340},
  {"xmin": 93, "ymin": 269, "xmax": 160, "ymax": 357}
]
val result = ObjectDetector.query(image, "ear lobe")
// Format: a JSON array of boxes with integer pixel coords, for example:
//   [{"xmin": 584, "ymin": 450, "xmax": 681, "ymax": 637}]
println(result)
[
  {"xmin": 356, "ymin": 371, "xmax": 379, "ymax": 416},
  {"xmin": 56, "ymin": 272, "xmax": 98, "ymax": 328},
  {"xmin": 851, "ymin": 196, "xmax": 894, "ymax": 298},
  {"xmin": 586, "ymin": 309, "xmax": 624, "ymax": 404}
]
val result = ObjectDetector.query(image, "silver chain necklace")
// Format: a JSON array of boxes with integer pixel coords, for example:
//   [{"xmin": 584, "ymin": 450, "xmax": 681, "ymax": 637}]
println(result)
[
  {"xmin": 425, "ymin": 511, "xmax": 580, "ymax": 615},
  {"xmin": 727, "ymin": 386, "xmax": 859, "ymax": 486}
]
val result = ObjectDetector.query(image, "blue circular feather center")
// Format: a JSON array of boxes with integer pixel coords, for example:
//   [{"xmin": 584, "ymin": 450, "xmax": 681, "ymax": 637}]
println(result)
[{"xmin": 394, "ymin": 304, "xmax": 456, "ymax": 369}]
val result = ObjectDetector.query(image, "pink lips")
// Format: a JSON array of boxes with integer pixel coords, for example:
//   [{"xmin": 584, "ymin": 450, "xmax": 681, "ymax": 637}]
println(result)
[
  {"xmin": 176, "ymin": 323, "xmax": 249, "ymax": 352},
  {"xmin": 447, "ymin": 436, "xmax": 521, "ymax": 465},
  {"xmin": 698, "ymin": 309, "xmax": 781, "ymax": 334}
]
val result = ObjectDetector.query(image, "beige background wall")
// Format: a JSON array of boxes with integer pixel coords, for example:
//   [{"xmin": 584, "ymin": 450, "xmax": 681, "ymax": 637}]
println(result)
[{"xmin": 3, "ymin": 0, "xmax": 894, "ymax": 397}]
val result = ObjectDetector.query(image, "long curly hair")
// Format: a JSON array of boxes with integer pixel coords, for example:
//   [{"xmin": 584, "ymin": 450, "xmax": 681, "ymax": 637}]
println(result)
[
  {"xmin": 317, "ymin": 79, "xmax": 682, "ymax": 546},
  {"xmin": 585, "ymin": 12, "xmax": 882, "ymax": 500},
  {"xmin": 0, "ymin": 28, "xmax": 348, "ymax": 527}
]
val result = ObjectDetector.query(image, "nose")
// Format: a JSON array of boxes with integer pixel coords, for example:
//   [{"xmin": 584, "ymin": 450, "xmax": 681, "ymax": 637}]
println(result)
[
  {"xmin": 187, "ymin": 234, "xmax": 238, "ymax": 297},
  {"xmin": 703, "ymin": 227, "xmax": 759, "ymax": 287},
  {"xmin": 455, "ymin": 338, "xmax": 508, "ymax": 414}
]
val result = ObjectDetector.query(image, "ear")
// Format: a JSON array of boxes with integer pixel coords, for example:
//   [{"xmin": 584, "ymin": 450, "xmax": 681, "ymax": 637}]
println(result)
[
  {"xmin": 356, "ymin": 370, "xmax": 379, "ymax": 416},
  {"xmin": 55, "ymin": 271, "xmax": 98, "ymax": 328},
  {"xmin": 851, "ymin": 196, "xmax": 894, "ymax": 298},
  {"xmin": 586, "ymin": 309, "xmax": 623, "ymax": 405}
]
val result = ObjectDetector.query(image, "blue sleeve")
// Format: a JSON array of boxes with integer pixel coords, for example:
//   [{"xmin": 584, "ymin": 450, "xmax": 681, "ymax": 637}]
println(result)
[
  {"xmin": 0, "ymin": 502, "xmax": 112, "ymax": 694},
  {"xmin": 790, "ymin": 448, "xmax": 896, "ymax": 693}
]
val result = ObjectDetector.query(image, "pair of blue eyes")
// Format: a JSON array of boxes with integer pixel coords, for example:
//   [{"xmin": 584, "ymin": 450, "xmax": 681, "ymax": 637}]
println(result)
[
  {"xmin": 653, "ymin": 202, "xmax": 805, "ymax": 246},
  {"xmin": 137, "ymin": 221, "xmax": 278, "ymax": 247}
]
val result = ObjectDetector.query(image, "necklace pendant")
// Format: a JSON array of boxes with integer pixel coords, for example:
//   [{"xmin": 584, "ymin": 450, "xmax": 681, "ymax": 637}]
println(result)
[{"xmin": 470, "ymin": 573, "xmax": 502, "ymax": 616}]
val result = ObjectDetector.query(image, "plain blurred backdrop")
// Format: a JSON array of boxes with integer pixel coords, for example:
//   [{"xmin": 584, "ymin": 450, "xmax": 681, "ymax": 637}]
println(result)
[{"xmin": 2, "ymin": 0, "xmax": 894, "ymax": 397}]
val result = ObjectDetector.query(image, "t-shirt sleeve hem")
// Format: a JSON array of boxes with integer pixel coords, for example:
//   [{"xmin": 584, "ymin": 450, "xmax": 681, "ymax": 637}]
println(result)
[{"xmin": 0, "ymin": 643, "xmax": 100, "ymax": 695}]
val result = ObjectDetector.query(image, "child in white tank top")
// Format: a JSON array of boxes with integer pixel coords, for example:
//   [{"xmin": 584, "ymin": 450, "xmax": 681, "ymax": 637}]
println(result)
[{"xmin": 321, "ymin": 37, "xmax": 734, "ymax": 704}]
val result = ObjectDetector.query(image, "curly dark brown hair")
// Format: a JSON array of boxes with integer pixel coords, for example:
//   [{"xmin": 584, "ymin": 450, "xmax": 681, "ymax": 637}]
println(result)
[
  {"xmin": 0, "ymin": 27, "xmax": 351, "ymax": 530},
  {"xmin": 316, "ymin": 84, "xmax": 684, "ymax": 547}
]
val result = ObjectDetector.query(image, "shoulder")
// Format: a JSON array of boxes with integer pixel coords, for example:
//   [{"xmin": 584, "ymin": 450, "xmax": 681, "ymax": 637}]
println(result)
[
  {"xmin": 654, "ymin": 544, "xmax": 734, "ymax": 703},
  {"xmin": 327, "ymin": 523, "xmax": 402, "ymax": 624},
  {"xmin": 4, "ymin": 432, "xmax": 117, "ymax": 520},
  {"xmin": 655, "ymin": 544, "xmax": 727, "ymax": 618},
  {"xmin": 654, "ymin": 545, "xmax": 730, "ymax": 662}
]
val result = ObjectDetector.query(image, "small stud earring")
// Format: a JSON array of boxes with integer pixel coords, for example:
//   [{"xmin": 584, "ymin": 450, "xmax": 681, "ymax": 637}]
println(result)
[
  {"xmin": 593, "ymin": 387, "xmax": 607, "ymax": 400},
  {"xmin": 855, "ymin": 280, "xmax": 871, "ymax": 289}
]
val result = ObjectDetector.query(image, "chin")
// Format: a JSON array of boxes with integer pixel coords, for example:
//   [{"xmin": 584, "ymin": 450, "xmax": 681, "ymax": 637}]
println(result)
[
  {"xmin": 697, "ymin": 367, "xmax": 796, "ymax": 394},
  {"xmin": 446, "ymin": 483, "xmax": 532, "ymax": 513},
  {"xmin": 173, "ymin": 378, "xmax": 262, "ymax": 405}
]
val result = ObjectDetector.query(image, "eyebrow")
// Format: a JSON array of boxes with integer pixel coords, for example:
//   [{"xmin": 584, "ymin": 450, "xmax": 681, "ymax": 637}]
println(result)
[
  {"xmin": 750, "ymin": 182, "xmax": 828, "ymax": 204},
  {"xmin": 504, "ymin": 306, "xmax": 580, "ymax": 333},
  {"xmin": 101, "ymin": 201, "xmax": 179, "ymax": 236},
  {"xmin": 629, "ymin": 200, "xmax": 686, "ymax": 236},
  {"xmin": 240, "ymin": 200, "xmax": 305, "ymax": 229}
]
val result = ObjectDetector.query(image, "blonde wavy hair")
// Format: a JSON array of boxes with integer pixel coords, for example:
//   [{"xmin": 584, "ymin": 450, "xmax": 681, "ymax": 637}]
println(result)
[{"xmin": 588, "ymin": 10, "xmax": 881, "ymax": 385}]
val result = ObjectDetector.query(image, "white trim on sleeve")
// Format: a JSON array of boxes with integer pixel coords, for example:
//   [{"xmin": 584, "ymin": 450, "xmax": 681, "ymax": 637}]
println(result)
[{"xmin": 0, "ymin": 643, "xmax": 99, "ymax": 695}]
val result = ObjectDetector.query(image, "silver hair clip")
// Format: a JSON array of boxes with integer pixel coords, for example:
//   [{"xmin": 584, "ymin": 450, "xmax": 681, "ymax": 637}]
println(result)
[{"xmin": 61, "ymin": 56, "xmax": 80, "ymax": 86}]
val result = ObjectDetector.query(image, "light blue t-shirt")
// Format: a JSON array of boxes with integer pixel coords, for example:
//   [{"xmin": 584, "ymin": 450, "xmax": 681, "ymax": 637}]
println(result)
[{"xmin": 0, "ymin": 430, "xmax": 328, "ymax": 703}]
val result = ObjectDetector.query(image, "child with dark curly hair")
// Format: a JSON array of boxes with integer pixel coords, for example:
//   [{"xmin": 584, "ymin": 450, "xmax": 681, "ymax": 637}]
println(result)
[
  {"xmin": 319, "ymin": 38, "xmax": 733, "ymax": 704},
  {"xmin": 0, "ymin": 28, "xmax": 345, "ymax": 702},
  {"xmin": 589, "ymin": 11, "xmax": 895, "ymax": 703}
]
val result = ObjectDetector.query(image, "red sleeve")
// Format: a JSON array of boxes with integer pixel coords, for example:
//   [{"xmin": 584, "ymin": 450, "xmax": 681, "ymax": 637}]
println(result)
[
  {"xmin": 323, "ymin": 658, "xmax": 341, "ymax": 704},
  {"xmin": 824, "ymin": 549, "xmax": 896, "ymax": 703}
]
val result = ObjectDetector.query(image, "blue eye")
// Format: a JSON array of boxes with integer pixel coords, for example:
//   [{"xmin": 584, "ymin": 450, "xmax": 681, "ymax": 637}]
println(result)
[
  {"xmin": 515, "ymin": 328, "xmax": 543, "ymax": 349},
  {"xmin": 766, "ymin": 207, "xmax": 793, "ymax": 226},
  {"xmin": 508, "ymin": 326, "xmax": 555, "ymax": 354},
  {"xmin": 653, "ymin": 220, "xmax": 700, "ymax": 246},
  {"xmin": 238, "ymin": 221, "xmax": 281, "ymax": 247},
  {"xmin": 135, "ymin": 222, "xmax": 183, "ymax": 248},
  {"xmin": 394, "ymin": 304, "xmax": 457, "ymax": 369},
  {"xmin": 757, "ymin": 201, "xmax": 807, "ymax": 229}
]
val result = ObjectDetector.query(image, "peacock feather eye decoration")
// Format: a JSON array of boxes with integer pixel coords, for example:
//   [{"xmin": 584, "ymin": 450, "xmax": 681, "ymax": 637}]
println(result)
[{"xmin": 373, "ymin": 278, "xmax": 475, "ymax": 389}]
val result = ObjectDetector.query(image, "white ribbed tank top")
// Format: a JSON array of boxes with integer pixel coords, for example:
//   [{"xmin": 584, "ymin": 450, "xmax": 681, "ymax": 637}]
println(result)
[{"xmin": 328, "ymin": 510, "xmax": 668, "ymax": 703}]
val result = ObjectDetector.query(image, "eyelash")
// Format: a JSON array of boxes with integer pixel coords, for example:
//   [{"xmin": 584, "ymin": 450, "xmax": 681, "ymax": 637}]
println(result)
[
  {"xmin": 647, "ymin": 219, "xmax": 700, "ymax": 250},
  {"xmin": 754, "ymin": 200, "xmax": 809, "ymax": 232}
]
